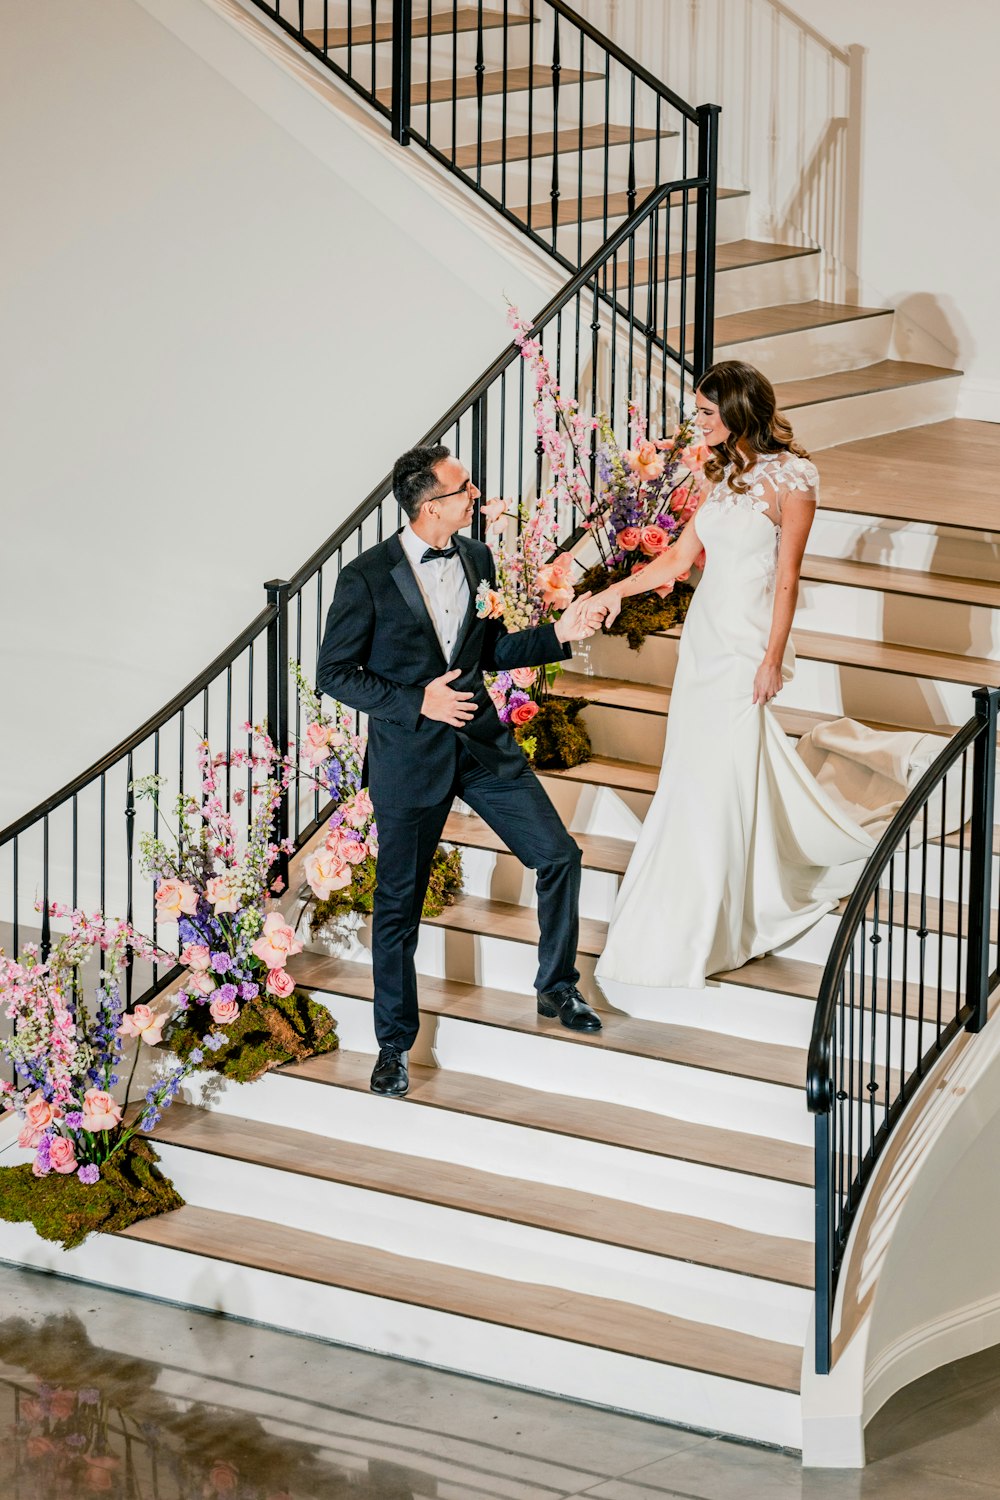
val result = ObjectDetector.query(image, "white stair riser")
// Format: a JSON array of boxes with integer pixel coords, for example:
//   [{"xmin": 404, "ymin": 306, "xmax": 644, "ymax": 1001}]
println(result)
[
  {"xmin": 808, "ymin": 513, "xmax": 1000, "ymax": 576},
  {"xmin": 578, "ymin": 699, "xmax": 668, "ymax": 764},
  {"xmin": 790, "ymin": 376, "xmax": 961, "ymax": 450},
  {"xmin": 525, "ymin": 193, "xmax": 749, "ymax": 261},
  {"xmin": 0, "ymin": 1222, "xmax": 802, "ymax": 1448},
  {"xmin": 318, "ymin": 989, "xmax": 810, "ymax": 1142},
  {"xmin": 781, "ymin": 661, "xmax": 979, "ymax": 735},
  {"xmin": 451, "ymin": 839, "xmax": 618, "ymax": 920},
  {"xmin": 795, "ymin": 582, "xmax": 1000, "ymax": 660},
  {"xmin": 539, "ymin": 774, "xmax": 650, "ymax": 842},
  {"xmin": 713, "ymin": 252, "xmax": 820, "ymax": 319},
  {"xmin": 720, "ymin": 313, "xmax": 893, "ymax": 385},
  {"xmin": 182, "ymin": 1071, "xmax": 814, "ymax": 1238},
  {"xmin": 778, "ymin": 912, "xmax": 984, "ymax": 982},
  {"xmin": 154, "ymin": 1145, "xmax": 812, "ymax": 1344}
]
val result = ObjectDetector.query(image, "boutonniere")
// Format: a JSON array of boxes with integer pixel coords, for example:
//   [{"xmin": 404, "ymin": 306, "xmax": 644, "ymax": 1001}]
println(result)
[{"xmin": 475, "ymin": 580, "xmax": 505, "ymax": 620}]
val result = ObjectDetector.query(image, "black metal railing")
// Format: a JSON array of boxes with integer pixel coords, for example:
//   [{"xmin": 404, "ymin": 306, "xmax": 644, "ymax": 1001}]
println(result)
[
  {"xmin": 808, "ymin": 686, "xmax": 1000, "ymax": 1374},
  {"xmin": 246, "ymin": 0, "xmax": 720, "ymax": 366},
  {"xmin": 0, "ymin": 173, "xmax": 705, "ymax": 1056}
]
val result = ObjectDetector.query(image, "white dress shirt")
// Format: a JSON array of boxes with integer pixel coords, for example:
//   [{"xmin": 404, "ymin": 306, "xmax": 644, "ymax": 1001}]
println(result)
[{"xmin": 399, "ymin": 523, "xmax": 471, "ymax": 662}]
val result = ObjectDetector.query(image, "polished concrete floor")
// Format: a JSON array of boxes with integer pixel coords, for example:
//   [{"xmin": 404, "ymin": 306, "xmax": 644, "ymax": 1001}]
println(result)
[{"xmin": 1, "ymin": 1264, "xmax": 999, "ymax": 1499}]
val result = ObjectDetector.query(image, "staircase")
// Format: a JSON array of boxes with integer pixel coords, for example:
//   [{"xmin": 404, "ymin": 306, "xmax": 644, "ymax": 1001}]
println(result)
[{"xmin": 2, "ymin": 0, "xmax": 998, "ymax": 1460}]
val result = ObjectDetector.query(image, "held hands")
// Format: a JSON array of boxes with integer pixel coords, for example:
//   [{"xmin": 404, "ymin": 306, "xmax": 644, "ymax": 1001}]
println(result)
[
  {"xmin": 752, "ymin": 658, "xmax": 784, "ymax": 706},
  {"xmin": 422, "ymin": 669, "xmax": 476, "ymax": 727},
  {"xmin": 554, "ymin": 591, "xmax": 605, "ymax": 644},
  {"xmin": 587, "ymin": 588, "xmax": 623, "ymax": 629}
]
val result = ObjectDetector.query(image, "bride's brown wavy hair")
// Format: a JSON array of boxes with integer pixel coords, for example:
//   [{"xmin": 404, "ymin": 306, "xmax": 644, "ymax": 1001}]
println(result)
[{"xmin": 696, "ymin": 360, "xmax": 808, "ymax": 493}]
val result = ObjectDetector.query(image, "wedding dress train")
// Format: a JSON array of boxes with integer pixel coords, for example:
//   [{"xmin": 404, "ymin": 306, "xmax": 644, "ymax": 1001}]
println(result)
[{"xmin": 595, "ymin": 453, "xmax": 950, "ymax": 994}]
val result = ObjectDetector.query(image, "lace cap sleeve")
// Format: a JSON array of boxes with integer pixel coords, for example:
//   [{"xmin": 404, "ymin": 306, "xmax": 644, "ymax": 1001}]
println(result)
[{"xmin": 760, "ymin": 453, "xmax": 819, "ymax": 522}]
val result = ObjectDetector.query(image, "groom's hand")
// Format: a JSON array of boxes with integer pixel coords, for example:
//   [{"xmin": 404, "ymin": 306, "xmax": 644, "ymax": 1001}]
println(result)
[
  {"xmin": 554, "ymin": 591, "xmax": 600, "ymax": 644},
  {"xmin": 422, "ymin": 669, "xmax": 477, "ymax": 727}
]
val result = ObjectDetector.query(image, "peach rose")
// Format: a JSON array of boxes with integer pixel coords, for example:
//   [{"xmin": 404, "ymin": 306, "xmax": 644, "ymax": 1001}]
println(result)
[
  {"xmin": 476, "ymin": 587, "xmax": 505, "ymax": 620},
  {"xmin": 82, "ymin": 1455, "xmax": 120, "ymax": 1493},
  {"xmin": 48, "ymin": 1136, "xmax": 77, "ymax": 1174},
  {"xmin": 251, "ymin": 911, "xmax": 303, "ymax": 970},
  {"xmin": 266, "ymin": 966, "xmax": 296, "ymax": 999},
  {"xmin": 343, "ymin": 788, "xmax": 373, "ymax": 829},
  {"xmin": 81, "ymin": 1089, "xmax": 122, "ymax": 1133},
  {"xmin": 206, "ymin": 874, "xmax": 240, "ymax": 914},
  {"xmin": 510, "ymin": 667, "xmax": 536, "ymax": 688},
  {"xmin": 617, "ymin": 526, "xmax": 641, "ymax": 552},
  {"xmin": 209, "ymin": 1462, "xmax": 239, "ymax": 1496},
  {"xmin": 27, "ymin": 1436, "xmax": 57, "ymax": 1460},
  {"xmin": 118, "ymin": 1003, "xmax": 166, "ymax": 1047},
  {"xmin": 17, "ymin": 1097, "xmax": 63, "ymax": 1149},
  {"xmin": 639, "ymin": 525, "xmax": 670, "ymax": 557},
  {"xmin": 681, "ymin": 442, "xmax": 711, "ymax": 474},
  {"xmin": 510, "ymin": 701, "xmax": 539, "ymax": 727},
  {"xmin": 181, "ymin": 943, "xmax": 211, "ymax": 972},
  {"xmin": 536, "ymin": 557, "xmax": 575, "ymax": 609},
  {"xmin": 304, "ymin": 848, "xmax": 352, "ymax": 901},
  {"xmin": 209, "ymin": 996, "xmax": 240, "ymax": 1025},
  {"xmin": 155, "ymin": 878, "xmax": 199, "ymax": 922},
  {"xmin": 191, "ymin": 971, "xmax": 216, "ymax": 997},
  {"xmin": 481, "ymin": 497, "xmax": 508, "ymax": 533},
  {"xmin": 669, "ymin": 484, "xmax": 693, "ymax": 513},
  {"xmin": 341, "ymin": 838, "xmax": 368, "ymax": 865},
  {"xmin": 625, "ymin": 441, "xmax": 664, "ymax": 482}
]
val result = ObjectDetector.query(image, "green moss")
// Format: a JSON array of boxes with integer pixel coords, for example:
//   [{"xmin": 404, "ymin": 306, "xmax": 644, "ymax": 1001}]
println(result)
[
  {"xmin": 309, "ymin": 846, "xmax": 463, "ymax": 937},
  {"xmin": 422, "ymin": 845, "xmax": 465, "ymax": 918},
  {"xmin": 0, "ymin": 1139, "xmax": 183, "ymax": 1251},
  {"xmin": 577, "ymin": 563, "xmax": 694, "ymax": 651},
  {"xmin": 168, "ymin": 987, "xmax": 339, "ymax": 1085},
  {"xmin": 519, "ymin": 697, "xmax": 592, "ymax": 769}
]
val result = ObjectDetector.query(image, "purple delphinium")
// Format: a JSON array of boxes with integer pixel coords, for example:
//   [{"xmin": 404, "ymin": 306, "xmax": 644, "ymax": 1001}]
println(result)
[
  {"xmin": 507, "ymin": 690, "xmax": 530, "ymax": 712},
  {"xmin": 239, "ymin": 981, "xmax": 259, "ymax": 1001},
  {"xmin": 211, "ymin": 952, "xmax": 233, "ymax": 975},
  {"xmin": 216, "ymin": 983, "xmax": 238, "ymax": 1005},
  {"xmin": 33, "ymin": 1134, "xmax": 52, "ymax": 1176},
  {"xmin": 64, "ymin": 1111, "xmax": 83, "ymax": 1130},
  {"xmin": 189, "ymin": 1049, "xmax": 204, "ymax": 1065},
  {"xmin": 77, "ymin": 1163, "xmax": 100, "ymax": 1186}
]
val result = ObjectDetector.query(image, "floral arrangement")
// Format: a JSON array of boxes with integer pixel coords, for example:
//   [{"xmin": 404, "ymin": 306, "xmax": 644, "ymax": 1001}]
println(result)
[
  {"xmin": 134, "ymin": 726, "xmax": 337, "ymax": 1085},
  {"xmin": 508, "ymin": 305, "xmax": 710, "ymax": 650},
  {"xmin": 292, "ymin": 666, "xmax": 463, "ymax": 943},
  {"xmin": 0, "ymin": 911, "xmax": 186, "ymax": 1248}
]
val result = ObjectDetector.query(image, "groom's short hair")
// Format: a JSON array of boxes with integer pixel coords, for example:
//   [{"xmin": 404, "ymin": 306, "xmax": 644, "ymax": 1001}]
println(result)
[{"xmin": 392, "ymin": 443, "xmax": 451, "ymax": 522}]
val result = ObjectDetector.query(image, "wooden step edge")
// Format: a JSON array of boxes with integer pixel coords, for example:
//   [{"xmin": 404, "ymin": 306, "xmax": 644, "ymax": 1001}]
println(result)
[
  {"xmin": 542, "ymin": 754, "xmax": 661, "ymax": 794},
  {"xmin": 307, "ymin": 6, "xmax": 535, "ymax": 48},
  {"xmin": 799, "ymin": 555, "xmax": 1000, "ymax": 610},
  {"xmin": 378, "ymin": 65, "xmax": 603, "ymax": 106},
  {"xmin": 442, "ymin": 809, "xmax": 630, "ymax": 873},
  {"xmin": 717, "ymin": 954, "xmax": 959, "ymax": 1023},
  {"xmin": 455, "ymin": 123, "xmax": 678, "ymax": 168},
  {"xmin": 712, "ymin": 302, "xmax": 892, "ymax": 347},
  {"xmin": 281, "ymin": 1049, "xmax": 815, "ymax": 1187},
  {"xmin": 154, "ymin": 1103, "xmax": 813, "ymax": 1289},
  {"xmin": 775, "ymin": 360, "xmax": 962, "ymax": 413},
  {"xmin": 632, "ymin": 239, "xmax": 821, "ymax": 280},
  {"xmin": 290, "ymin": 950, "xmax": 811, "ymax": 1090},
  {"xmin": 511, "ymin": 184, "xmax": 746, "ymax": 224},
  {"xmin": 120, "ymin": 1205, "xmax": 802, "ymax": 1392},
  {"xmin": 793, "ymin": 629, "xmax": 1000, "ymax": 689}
]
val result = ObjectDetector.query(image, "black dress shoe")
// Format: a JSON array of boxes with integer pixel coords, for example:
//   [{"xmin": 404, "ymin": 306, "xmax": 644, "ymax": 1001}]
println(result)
[
  {"xmin": 370, "ymin": 1046, "xmax": 409, "ymax": 1096},
  {"xmin": 537, "ymin": 985, "xmax": 603, "ymax": 1033}
]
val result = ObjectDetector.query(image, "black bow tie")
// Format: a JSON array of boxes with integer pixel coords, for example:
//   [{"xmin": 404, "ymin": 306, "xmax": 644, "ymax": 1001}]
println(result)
[{"xmin": 421, "ymin": 544, "xmax": 459, "ymax": 563}]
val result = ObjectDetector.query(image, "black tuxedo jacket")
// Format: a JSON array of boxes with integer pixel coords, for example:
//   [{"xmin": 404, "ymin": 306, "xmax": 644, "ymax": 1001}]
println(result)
[{"xmin": 315, "ymin": 530, "xmax": 571, "ymax": 807}]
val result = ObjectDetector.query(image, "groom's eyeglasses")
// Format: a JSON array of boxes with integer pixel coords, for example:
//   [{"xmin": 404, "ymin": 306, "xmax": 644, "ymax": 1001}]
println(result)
[{"xmin": 433, "ymin": 478, "xmax": 475, "ymax": 502}]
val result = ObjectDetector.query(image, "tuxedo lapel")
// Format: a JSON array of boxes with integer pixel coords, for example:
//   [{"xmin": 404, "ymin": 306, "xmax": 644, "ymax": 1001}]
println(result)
[
  {"xmin": 448, "ymin": 536, "xmax": 483, "ymax": 667},
  {"xmin": 387, "ymin": 534, "xmax": 447, "ymax": 667}
]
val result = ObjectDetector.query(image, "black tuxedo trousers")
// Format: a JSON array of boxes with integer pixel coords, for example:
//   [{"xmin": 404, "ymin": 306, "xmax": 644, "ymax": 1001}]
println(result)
[{"xmin": 316, "ymin": 531, "xmax": 582, "ymax": 1051}]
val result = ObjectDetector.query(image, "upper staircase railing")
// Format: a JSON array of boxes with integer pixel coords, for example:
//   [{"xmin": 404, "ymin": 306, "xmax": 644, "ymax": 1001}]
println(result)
[{"xmin": 807, "ymin": 686, "xmax": 1000, "ymax": 1373}]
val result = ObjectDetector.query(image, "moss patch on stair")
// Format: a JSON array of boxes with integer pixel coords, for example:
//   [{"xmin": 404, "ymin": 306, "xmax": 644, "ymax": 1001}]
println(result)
[
  {"xmin": 167, "ymin": 988, "xmax": 339, "ymax": 1085},
  {"xmin": 308, "ymin": 845, "xmax": 463, "ymax": 939},
  {"xmin": 0, "ymin": 1139, "xmax": 182, "ymax": 1252},
  {"xmin": 521, "ymin": 697, "xmax": 592, "ymax": 769}
]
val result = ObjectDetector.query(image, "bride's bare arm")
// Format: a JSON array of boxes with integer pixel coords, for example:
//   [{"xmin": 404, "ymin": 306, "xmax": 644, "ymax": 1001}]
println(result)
[
  {"xmin": 591, "ymin": 519, "xmax": 704, "ymax": 624},
  {"xmin": 753, "ymin": 493, "xmax": 816, "ymax": 704}
]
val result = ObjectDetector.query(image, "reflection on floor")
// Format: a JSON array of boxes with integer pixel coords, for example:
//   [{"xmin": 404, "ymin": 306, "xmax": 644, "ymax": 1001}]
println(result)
[{"xmin": 1, "ymin": 1263, "xmax": 999, "ymax": 1498}]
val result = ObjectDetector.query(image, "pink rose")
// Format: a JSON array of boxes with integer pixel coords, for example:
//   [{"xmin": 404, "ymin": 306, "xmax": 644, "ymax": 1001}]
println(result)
[
  {"xmin": 303, "ymin": 721, "xmax": 345, "ymax": 768},
  {"xmin": 209, "ymin": 996, "xmax": 240, "ymax": 1025},
  {"xmin": 206, "ymin": 874, "xmax": 239, "ymax": 914},
  {"xmin": 48, "ymin": 1136, "xmax": 77, "ymax": 1174},
  {"xmin": 488, "ymin": 684, "xmax": 507, "ymax": 713},
  {"xmin": 481, "ymin": 497, "xmax": 508, "ymax": 533},
  {"xmin": 17, "ymin": 1097, "xmax": 62, "ymax": 1149},
  {"xmin": 266, "ymin": 967, "xmax": 296, "ymax": 999},
  {"xmin": 510, "ymin": 701, "xmax": 539, "ymax": 727},
  {"xmin": 681, "ymin": 442, "xmax": 711, "ymax": 474},
  {"xmin": 155, "ymin": 878, "xmax": 199, "ymax": 923},
  {"xmin": 535, "ymin": 557, "xmax": 574, "ymax": 609},
  {"xmin": 625, "ymin": 441, "xmax": 664, "ymax": 482},
  {"xmin": 118, "ymin": 1003, "xmax": 166, "ymax": 1047},
  {"xmin": 510, "ymin": 667, "xmax": 536, "ymax": 688},
  {"xmin": 191, "ymin": 971, "xmax": 216, "ymax": 997},
  {"xmin": 639, "ymin": 525, "xmax": 670, "ymax": 557},
  {"xmin": 342, "ymin": 788, "xmax": 373, "ymax": 829},
  {"xmin": 181, "ymin": 943, "xmax": 211, "ymax": 972},
  {"xmin": 670, "ymin": 484, "xmax": 693, "ymax": 513},
  {"xmin": 209, "ymin": 1462, "xmax": 239, "ymax": 1496},
  {"xmin": 81, "ymin": 1088, "xmax": 122, "ymax": 1133},
  {"xmin": 304, "ymin": 849, "xmax": 352, "ymax": 901},
  {"xmin": 251, "ymin": 911, "xmax": 304, "ymax": 970},
  {"xmin": 341, "ymin": 838, "xmax": 368, "ymax": 865},
  {"xmin": 617, "ymin": 526, "xmax": 641, "ymax": 552}
]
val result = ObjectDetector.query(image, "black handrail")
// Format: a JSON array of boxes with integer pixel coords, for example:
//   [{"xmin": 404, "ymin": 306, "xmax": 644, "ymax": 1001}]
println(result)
[{"xmin": 808, "ymin": 685, "xmax": 1000, "ymax": 1373}]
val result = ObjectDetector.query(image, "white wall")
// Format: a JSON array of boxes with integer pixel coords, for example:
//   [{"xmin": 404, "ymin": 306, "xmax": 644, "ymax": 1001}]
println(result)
[
  {"xmin": 573, "ymin": 0, "xmax": 1000, "ymax": 418},
  {"xmin": 0, "ymin": 0, "xmax": 553, "ymax": 828}
]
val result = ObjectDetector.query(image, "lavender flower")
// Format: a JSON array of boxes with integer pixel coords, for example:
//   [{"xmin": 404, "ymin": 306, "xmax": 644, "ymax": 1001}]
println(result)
[
  {"xmin": 204, "ymin": 1031, "xmax": 227, "ymax": 1053},
  {"xmin": 64, "ymin": 1111, "xmax": 83, "ymax": 1130},
  {"xmin": 217, "ymin": 983, "xmax": 238, "ymax": 1004},
  {"xmin": 211, "ymin": 952, "xmax": 233, "ymax": 974},
  {"xmin": 189, "ymin": 1049, "xmax": 204, "ymax": 1065},
  {"xmin": 239, "ymin": 981, "xmax": 259, "ymax": 1001},
  {"xmin": 77, "ymin": 1163, "xmax": 100, "ymax": 1186}
]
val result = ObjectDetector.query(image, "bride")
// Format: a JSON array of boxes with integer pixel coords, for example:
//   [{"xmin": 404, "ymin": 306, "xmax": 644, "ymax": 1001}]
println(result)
[{"xmin": 589, "ymin": 360, "xmax": 876, "ymax": 991}]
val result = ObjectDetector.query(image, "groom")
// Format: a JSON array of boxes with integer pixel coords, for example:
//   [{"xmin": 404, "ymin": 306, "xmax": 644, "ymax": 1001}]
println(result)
[{"xmin": 316, "ymin": 443, "xmax": 603, "ymax": 1097}]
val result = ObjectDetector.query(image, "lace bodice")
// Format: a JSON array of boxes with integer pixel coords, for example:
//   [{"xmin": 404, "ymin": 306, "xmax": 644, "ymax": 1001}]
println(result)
[{"xmin": 704, "ymin": 452, "xmax": 819, "ymax": 528}]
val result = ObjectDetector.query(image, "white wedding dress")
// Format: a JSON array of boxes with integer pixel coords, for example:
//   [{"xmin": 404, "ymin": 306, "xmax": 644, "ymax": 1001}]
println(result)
[{"xmin": 597, "ymin": 452, "xmax": 884, "ymax": 992}]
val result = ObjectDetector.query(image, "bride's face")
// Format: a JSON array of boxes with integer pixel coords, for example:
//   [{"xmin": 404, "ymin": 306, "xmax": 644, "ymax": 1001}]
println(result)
[{"xmin": 694, "ymin": 393, "xmax": 730, "ymax": 447}]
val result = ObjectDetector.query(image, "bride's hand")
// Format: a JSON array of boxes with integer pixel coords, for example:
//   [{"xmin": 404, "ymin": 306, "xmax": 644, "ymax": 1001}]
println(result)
[
  {"xmin": 590, "ymin": 588, "xmax": 623, "ymax": 628},
  {"xmin": 752, "ymin": 658, "xmax": 784, "ymax": 705}
]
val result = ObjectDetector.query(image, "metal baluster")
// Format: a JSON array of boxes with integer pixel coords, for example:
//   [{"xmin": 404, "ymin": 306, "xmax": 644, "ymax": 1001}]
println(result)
[
  {"xmin": 500, "ymin": 0, "xmax": 509, "ymax": 206},
  {"xmin": 956, "ymin": 748, "xmax": 968, "ymax": 1016},
  {"xmin": 125, "ymin": 756, "xmax": 135, "ymax": 1008},
  {"xmin": 601, "ymin": 54, "xmax": 610, "ymax": 242},
  {"xmin": 100, "ymin": 774, "xmax": 106, "ymax": 916},
  {"xmin": 72, "ymin": 794, "xmax": 79, "ymax": 909},
  {"xmin": 627, "ymin": 75, "xmax": 637, "ymax": 222},
  {"xmin": 391, "ymin": 0, "xmax": 412, "ymax": 145},
  {"xmin": 426, "ymin": 0, "xmax": 433, "ymax": 143},
  {"xmin": 152, "ymin": 729, "xmax": 160, "ymax": 980},
  {"xmin": 40, "ymin": 816, "xmax": 50, "ymax": 960},
  {"xmin": 917, "ymin": 801, "xmax": 929, "ymax": 1066},
  {"xmin": 452, "ymin": 0, "xmax": 459, "ymax": 165},
  {"xmin": 475, "ymin": 0, "xmax": 485, "ymax": 184},
  {"xmin": 868, "ymin": 898, "xmax": 880, "ymax": 1152},
  {"xmin": 370, "ymin": 0, "xmax": 377, "ymax": 100},
  {"xmin": 526, "ymin": 0, "xmax": 535, "ymax": 229},
  {"xmin": 576, "ymin": 29, "xmax": 585, "ymax": 271},
  {"xmin": 885, "ymin": 852, "xmax": 894, "ymax": 1133},
  {"xmin": 225, "ymin": 667, "xmax": 233, "ymax": 814},
  {"xmin": 937, "ymin": 775, "xmax": 947, "ymax": 1041},
  {"xmin": 549, "ymin": 13, "xmax": 561, "ymax": 252}
]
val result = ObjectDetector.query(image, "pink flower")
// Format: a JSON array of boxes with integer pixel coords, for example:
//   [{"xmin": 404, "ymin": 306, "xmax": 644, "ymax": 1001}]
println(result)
[
  {"xmin": 81, "ymin": 1088, "xmax": 122, "ymax": 1133},
  {"xmin": 304, "ymin": 849, "xmax": 352, "ymax": 900},
  {"xmin": 488, "ymin": 684, "xmax": 507, "ymax": 713},
  {"xmin": 625, "ymin": 441, "xmax": 664, "ymax": 482},
  {"xmin": 118, "ymin": 1003, "xmax": 166, "ymax": 1047},
  {"xmin": 342, "ymin": 788, "xmax": 373, "ymax": 829},
  {"xmin": 191, "ymin": 971, "xmax": 216, "ymax": 997},
  {"xmin": 209, "ymin": 996, "xmax": 240, "ymax": 1025},
  {"xmin": 680, "ymin": 442, "xmax": 711, "ymax": 473},
  {"xmin": 303, "ymin": 721, "xmax": 345, "ymax": 768},
  {"xmin": 536, "ymin": 557, "xmax": 575, "ymax": 609},
  {"xmin": 181, "ymin": 943, "xmax": 211, "ymax": 972},
  {"xmin": 206, "ymin": 874, "xmax": 239, "ymax": 914},
  {"xmin": 251, "ymin": 911, "xmax": 303, "ymax": 970},
  {"xmin": 617, "ymin": 527, "xmax": 641, "ymax": 552},
  {"xmin": 639, "ymin": 525, "xmax": 670, "ymax": 557},
  {"xmin": 510, "ymin": 701, "xmax": 539, "ymax": 727},
  {"xmin": 209, "ymin": 1462, "xmax": 239, "ymax": 1496},
  {"xmin": 266, "ymin": 967, "xmax": 296, "ymax": 999},
  {"xmin": 510, "ymin": 667, "xmax": 536, "ymax": 688},
  {"xmin": 17, "ymin": 1097, "xmax": 62, "ymax": 1149},
  {"xmin": 155, "ymin": 878, "xmax": 199, "ymax": 923},
  {"xmin": 481, "ymin": 497, "xmax": 509, "ymax": 533},
  {"xmin": 48, "ymin": 1136, "xmax": 77, "ymax": 1174}
]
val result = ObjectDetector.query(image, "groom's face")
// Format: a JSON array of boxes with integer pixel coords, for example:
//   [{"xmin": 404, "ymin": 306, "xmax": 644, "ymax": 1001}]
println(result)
[{"xmin": 423, "ymin": 457, "xmax": 480, "ymax": 536}]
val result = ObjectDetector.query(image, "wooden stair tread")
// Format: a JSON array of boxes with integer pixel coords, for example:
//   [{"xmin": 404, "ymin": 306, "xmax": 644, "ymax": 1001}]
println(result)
[
  {"xmin": 513, "ymin": 185, "xmax": 744, "ymax": 228},
  {"xmin": 155, "ymin": 1103, "xmax": 812, "ymax": 1288},
  {"xmin": 667, "ymin": 299, "xmax": 889, "ymax": 351},
  {"xmin": 800, "ymin": 555, "xmax": 1000, "ymax": 610},
  {"xmin": 121, "ymin": 1204, "xmax": 802, "ymax": 1391},
  {"xmin": 455, "ymin": 123, "xmax": 675, "ymax": 168},
  {"xmin": 442, "ymin": 809, "xmax": 630, "ymax": 873},
  {"xmin": 815, "ymin": 420, "xmax": 1000, "ymax": 534},
  {"xmin": 290, "ymin": 950, "xmax": 811, "ymax": 1089},
  {"xmin": 543, "ymin": 753, "xmax": 660, "ymax": 794},
  {"xmin": 632, "ymin": 238, "xmax": 819, "ymax": 283},
  {"xmin": 377, "ymin": 65, "xmax": 601, "ymax": 108},
  {"xmin": 937, "ymin": 821, "xmax": 1000, "ymax": 854},
  {"xmin": 309, "ymin": 6, "xmax": 532, "ymax": 47},
  {"xmin": 775, "ymin": 360, "xmax": 960, "ymax": 412},
  {"xmin": 717, "ymin": 954, "xmax": 959, "ymax": 1022},
  {"xmin": 793, "ymin": 629, "xmax": 1000, "ymax": 688},
  {"xmin": 282, "ymin": 1048, "xmax": 814, "ymax": 1186}
]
